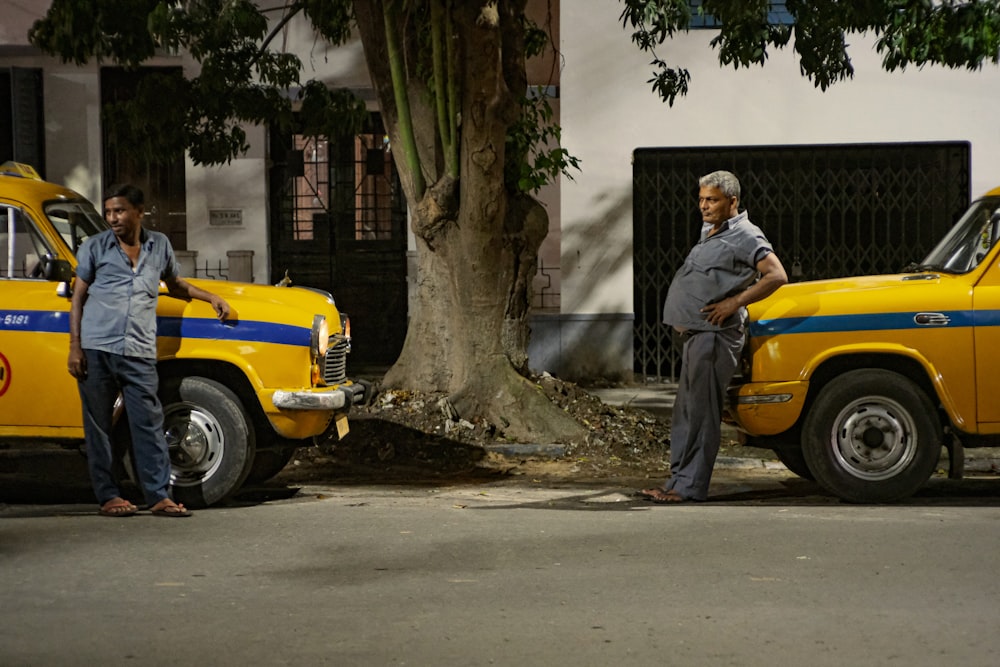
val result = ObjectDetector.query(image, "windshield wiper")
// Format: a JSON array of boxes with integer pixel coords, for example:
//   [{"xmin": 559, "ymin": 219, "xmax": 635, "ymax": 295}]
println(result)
[{"xmin": 901, "ymin": 262, "xmax": 937, "ymax": 272}]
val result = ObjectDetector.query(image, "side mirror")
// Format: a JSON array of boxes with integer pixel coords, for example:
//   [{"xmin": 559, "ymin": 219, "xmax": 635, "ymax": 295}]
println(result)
[{"xmin": 43, "ymin": 256, "xmax": 74, "ymax": 283}]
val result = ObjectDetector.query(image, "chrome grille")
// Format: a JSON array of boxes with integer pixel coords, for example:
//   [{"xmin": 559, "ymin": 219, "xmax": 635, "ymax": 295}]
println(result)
[{"xmin": 323, "ymin": 337, "xmax": 350, "ymax": 385}]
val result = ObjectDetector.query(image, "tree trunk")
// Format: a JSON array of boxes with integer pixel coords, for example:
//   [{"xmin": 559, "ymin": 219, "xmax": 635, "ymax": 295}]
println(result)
[
  {"xmin": 354, "ymin": 0, "xmax": 585, "ymax": 444},
  {"xmin": 503, "ymin": 194, "xmax": 548, "ymax": 374}
]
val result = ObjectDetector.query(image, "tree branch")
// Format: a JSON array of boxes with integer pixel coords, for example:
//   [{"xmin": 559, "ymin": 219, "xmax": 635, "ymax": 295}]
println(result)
[
  {"xmin": 430, "ymin": 0, "xmax": 457, "ymax": 178},
  {"xmin": 383, "ymin": 0, "xmax": 426, "ymax": 196}
]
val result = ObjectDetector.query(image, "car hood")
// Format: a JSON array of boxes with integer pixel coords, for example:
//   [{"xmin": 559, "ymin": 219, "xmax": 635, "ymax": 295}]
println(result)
[
  {"xmin": 747, "ymin": 271, "xmax": 974, "ymax": 337},
  {"xmin": 157, "ymin": 279, "xmax": 343, "ymax": 335}
]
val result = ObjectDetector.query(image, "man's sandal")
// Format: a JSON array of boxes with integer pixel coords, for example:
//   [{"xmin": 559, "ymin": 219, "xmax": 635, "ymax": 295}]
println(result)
[
  {"xmin": 637, "ymin": 488, "xmax": 689, "ymax": 504},
  {"xmin": 99, "ymin": 498, "xmax": 138, "ymax": 517},
  {"xmin": 149, "ymin": 499, "xmax": 192, "ymax": 518}
]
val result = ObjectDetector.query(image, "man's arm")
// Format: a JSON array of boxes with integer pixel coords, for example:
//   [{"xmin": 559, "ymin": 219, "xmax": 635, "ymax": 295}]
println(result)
[
  {"xmin": 68, "ymin": 278, "xmax": 90, "ymax": 379},
  {"xmin": 163, "ymin": 275, "xmax": 231, "ymax": 321},
  {"xmin": 701, "ymin": 253, "xmax": 789, "ymax": 327}
]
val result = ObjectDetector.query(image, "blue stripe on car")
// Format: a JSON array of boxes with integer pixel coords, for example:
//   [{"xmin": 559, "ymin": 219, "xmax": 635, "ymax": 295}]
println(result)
[
  {"xmin": 750, "ymin": 310, "xmax": 980, "ymax": 337},
  {"xmin": 0, "ymin": 310, "xmax": 310, "ymax": 347}
]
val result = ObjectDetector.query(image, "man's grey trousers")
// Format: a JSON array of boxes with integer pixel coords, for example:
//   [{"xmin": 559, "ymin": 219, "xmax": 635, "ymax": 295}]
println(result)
[{"xmin": 664, "ymin": 325, "xmax": 745, "ymax": 501}]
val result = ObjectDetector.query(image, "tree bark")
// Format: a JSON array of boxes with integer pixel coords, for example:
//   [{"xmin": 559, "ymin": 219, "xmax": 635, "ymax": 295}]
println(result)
[{"xmin": 354, "ymin": 0, "xmax": 585, "ymax": 444}]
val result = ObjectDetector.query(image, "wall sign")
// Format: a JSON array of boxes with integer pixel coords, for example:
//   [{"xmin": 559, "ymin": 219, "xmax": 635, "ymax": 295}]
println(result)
[{"xmin": 209, "ymin": 209, "xmax": 243, "ymax": 227}]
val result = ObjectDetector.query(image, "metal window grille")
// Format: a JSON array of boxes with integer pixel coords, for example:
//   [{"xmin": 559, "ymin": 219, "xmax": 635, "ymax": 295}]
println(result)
[
  {"xmin": 352, "ymin": 134, "xmax": 394, "ymax": 240},
  {"xmin": 531, "ymin": 260, "xmax": 560, "ymax": 310},
  {"xmin": 633, "ymin": 142, "xmax": 971, "ymax": 380},
  {"xmin": 291, "ymin": 135, "xmax": 330, "ymax": 242},
  {"xmin": 689, "ymin": 2, "xmax": 793, "ymax": 28}
]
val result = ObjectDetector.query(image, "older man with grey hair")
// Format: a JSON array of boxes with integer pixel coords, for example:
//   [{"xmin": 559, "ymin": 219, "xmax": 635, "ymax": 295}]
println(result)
[{"xmin": 640, "ymin": 170, "xmax": 788, "ymax": 503}]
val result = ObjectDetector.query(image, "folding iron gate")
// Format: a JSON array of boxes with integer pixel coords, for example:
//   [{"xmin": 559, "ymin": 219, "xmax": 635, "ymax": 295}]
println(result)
[
  {"xmin": 633, "ymin": 142, "xmax": 971, "ymax": 380},
  {"xmin": 269, "ymin": 115, "xmax": 408, "ymax": 367}
]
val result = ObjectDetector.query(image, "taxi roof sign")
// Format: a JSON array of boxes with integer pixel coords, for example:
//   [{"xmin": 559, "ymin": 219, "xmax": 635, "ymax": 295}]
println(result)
[{"xmin": 0, "ymin": 162, "xmax": 42, "ymax": 180}]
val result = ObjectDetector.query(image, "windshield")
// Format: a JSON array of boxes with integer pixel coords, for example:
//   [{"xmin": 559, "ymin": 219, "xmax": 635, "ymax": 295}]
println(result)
[
  {"xmin": 916, "ymin": 197, "xmax": 1000, "ymax": 274},
  {"xmin": 44, "ymin": 199, "xmax": 107, "ymax": 254}
]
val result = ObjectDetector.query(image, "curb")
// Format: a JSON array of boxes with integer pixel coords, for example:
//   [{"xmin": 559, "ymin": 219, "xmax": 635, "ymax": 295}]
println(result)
[
  {"xmin": 482, "ymin": 443, "xmax": 568, "ymax": 459},
  {"xmin": 482, "ymin": 445, "xmax": 785, "ymax": 471}
]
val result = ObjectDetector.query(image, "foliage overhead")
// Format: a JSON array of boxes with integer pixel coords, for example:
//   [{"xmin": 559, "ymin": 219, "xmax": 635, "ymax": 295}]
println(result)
[
  {"xmin": 29, "ymin": 0, "xmax": 367, "ymax": 165},
  {"xmin": 28, "ymin": 0, "xmax": 575, "ymax": 192},
  {"xmin": 620, "ymin": 0, "xmax": 1000, "ymax": 105}
]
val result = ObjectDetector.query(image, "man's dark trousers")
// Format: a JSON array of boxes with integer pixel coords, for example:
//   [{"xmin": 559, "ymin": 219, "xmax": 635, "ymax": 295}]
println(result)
[
  {"xmin": 665, "ymin": 325, "xmax": 745, "ymax": 501},
  {"xmin": 77, "ymin": 349, "xmax": 171, "ymax": 506}
]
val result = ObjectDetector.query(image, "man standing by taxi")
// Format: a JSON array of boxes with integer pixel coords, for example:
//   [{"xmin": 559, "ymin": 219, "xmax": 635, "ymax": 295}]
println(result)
[
  {"xmin": 68, "ymin": 184, "xmax": 230, "ymax": 517},
  {"xmin": 641, "ymin": 171, "xmax": 787, "ymax": 503}
]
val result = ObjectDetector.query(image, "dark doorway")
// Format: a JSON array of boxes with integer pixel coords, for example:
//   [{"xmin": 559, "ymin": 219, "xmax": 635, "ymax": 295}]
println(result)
[
  {"xmin": 100, "ymin": 67, "xmax": 188, "ymax": 249},
  {"xmin": 633, "ymin": 141, "xmax": 972, "ymax": 380},
  {"xmin": 269, "ymin": 114, "xmax": 408, "ymax": 367},
  {"xmin": 0, "ymin": 67, "xmax": 45, "ymax": 176}
]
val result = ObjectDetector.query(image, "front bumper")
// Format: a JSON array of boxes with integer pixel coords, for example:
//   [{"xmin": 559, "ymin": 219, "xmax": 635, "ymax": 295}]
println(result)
[
  {"xmin": 729, "ymin": 380, "xmax": 809, "ymax": 436},
  {"xmin": 272, "ymin": 381, "xmax": 369, "ymax": 411}
]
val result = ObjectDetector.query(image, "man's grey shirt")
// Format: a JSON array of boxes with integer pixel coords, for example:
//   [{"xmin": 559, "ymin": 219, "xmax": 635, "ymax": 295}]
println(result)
[
  {"xmin": 76, "ymin": 228, "xmax": 179, "ymax": 359},
  {"xmin": 662, "ymin": 210, "xmax": 773, "ymax": 332}
]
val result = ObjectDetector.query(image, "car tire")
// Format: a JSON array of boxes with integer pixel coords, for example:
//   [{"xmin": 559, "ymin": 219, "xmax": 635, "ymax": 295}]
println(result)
[
  {"xmin": 802, "ymin": 369, "xmax": 941, "ymax": 503},
  {"xmin": 773, "ymin": 445, "xmax": 814, "ymax": 480},
  {"xmin": 121, "ymin": 376, "xmax": 254, "ymax": 508},
  {"xmin": 243, "ymin": 444, "xmax": 299, "ymax": 485}
]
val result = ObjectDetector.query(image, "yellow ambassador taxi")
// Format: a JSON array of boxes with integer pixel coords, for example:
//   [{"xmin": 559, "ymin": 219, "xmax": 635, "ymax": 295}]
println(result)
[
  {"xmin": 730, "ymin": 185, "xmax": 1000, "ymax": 503},
  {"xmin": 0, "ymin": 162, "xmax": 367, "ymax": 507}
]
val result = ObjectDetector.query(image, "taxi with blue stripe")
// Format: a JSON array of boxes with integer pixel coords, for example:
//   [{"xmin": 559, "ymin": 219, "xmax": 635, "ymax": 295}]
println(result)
[
  {"xmin": 731, "ymin": 185, "xmax": 1000, "ymax": 503},
  {"xmin": 0, "ymin": 162, "xmax": 367, "ymax": 506}
]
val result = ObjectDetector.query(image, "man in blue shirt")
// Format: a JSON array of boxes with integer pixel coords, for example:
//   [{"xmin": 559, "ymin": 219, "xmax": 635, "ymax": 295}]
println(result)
[
  {"xmin": 68, "ymin": 184, "xmax": 230, "ymax": 517},
  {"xmin": 640, "ymin": 171, "xmax": 787, "ymax": 503}
]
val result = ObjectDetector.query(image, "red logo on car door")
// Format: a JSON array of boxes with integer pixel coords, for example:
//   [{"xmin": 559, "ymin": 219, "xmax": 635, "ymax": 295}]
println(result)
[{"xmin": 0, "ymin": 352, "xmax": 10, "ymax": 397}]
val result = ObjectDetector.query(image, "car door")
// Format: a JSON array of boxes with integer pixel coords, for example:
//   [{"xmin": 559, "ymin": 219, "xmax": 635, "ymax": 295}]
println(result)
[
  {"xmin": 0, "ymin": 201, "xmax": 83, "ymax": 435},
  {"xmin": 973, "ymin": 211, "xmax": 1000, "ymax": 427}
]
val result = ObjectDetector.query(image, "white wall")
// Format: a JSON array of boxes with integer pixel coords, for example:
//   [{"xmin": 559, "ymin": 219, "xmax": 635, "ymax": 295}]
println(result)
[
  {"xmin": 12, "ymin": 1, "xmax": 1000, "ymax": 376},
  {"xmin": 2, "ymin": 1, "xmax": 272, "ymax": 283},
  {"xmin": 185, "ymin": 130, "xmax": 270, "ymax": 283},
  {"xmin": 560, "ymin": 0, "xmax": 1000, "ymax": 320}
]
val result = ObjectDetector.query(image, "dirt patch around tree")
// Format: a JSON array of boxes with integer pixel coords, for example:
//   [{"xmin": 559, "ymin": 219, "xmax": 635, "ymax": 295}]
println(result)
[{"xmin": 275, "ymin": 374, "xmax": 774, "ymax": 488}]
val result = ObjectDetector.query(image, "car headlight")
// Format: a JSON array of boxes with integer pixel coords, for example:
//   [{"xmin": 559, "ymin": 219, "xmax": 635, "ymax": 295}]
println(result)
[{"xmin": 310, "ymin": 315, "xmax": 330, "ymax": 359}]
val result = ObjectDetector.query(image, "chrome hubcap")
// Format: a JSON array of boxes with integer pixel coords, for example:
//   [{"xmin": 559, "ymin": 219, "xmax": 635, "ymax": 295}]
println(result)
[
  {"xmin": 832, "ymin": 397, "xmax": 917, "ymax": 481},
  {"xmin": 164, "ymin": 403, "xmax": 225, "ymax": 487}
]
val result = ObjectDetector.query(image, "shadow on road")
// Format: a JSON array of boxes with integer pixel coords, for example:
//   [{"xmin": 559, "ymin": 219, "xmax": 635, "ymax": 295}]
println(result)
[{"xmin": 3, "ymin": 445, "xmax": 1000, "ymax": 514}]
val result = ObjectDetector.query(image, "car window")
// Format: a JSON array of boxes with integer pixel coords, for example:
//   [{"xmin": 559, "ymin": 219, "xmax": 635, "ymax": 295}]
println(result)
[
  {"xmin": 0, "ymin": 205, "xmax": 54, "ymax": 279},
  {"xmin": 920, "ymin": 198, "xmax": 1000, "ymax": 273},
  {"xmin": 44, "ymin": 200, "xmax": 106, "ymax": 254}
]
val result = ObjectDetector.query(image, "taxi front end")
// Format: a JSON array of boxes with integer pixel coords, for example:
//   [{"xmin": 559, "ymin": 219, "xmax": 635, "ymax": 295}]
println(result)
[
  {"xmin": 152, "ymin": 280, "xmax": 368, "ymax": 506},
  {"xmin": 156, "ymin": 280, "xmax": 365, "ymax": 441},
  {"xmin": 0, "ymin": 163, "xmax": 367, "ymax": 507},
  {"xmin": 729, "ymin": 187, "xmax": 1000, "ymax": 503}
]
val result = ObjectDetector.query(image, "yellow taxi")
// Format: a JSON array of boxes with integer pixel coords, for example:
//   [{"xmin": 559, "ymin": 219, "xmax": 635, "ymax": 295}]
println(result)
[
  {"xmin": 0, "ymin": 162, "xmax": 366, "ymax": 506},
  {"xmin": 730, "ymin": 185, "xmax": 1000, "ymax": 503}
]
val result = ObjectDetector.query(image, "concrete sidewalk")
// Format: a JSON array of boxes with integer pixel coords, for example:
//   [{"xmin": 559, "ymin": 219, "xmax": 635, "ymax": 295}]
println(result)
[
  {"xmin": 586, "ymin": 383, "xmax": 677, "ymax": 420},
  {"xmin": 486, "ymin": 382, "xmax": 776, "ymax": 470},
  {"xmin": 355, "ymin": 367, "xmax": 1000, "ymax": 473},
  {"xmin": 586, "ymin": 383, "xmax": 1000, "ymax": 474},
  {"xmin": 585, "ymin": 382, "xmax": 781, "ymax": 470}
]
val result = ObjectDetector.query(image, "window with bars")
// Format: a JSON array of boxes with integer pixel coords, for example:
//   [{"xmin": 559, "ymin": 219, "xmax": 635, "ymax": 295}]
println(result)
[
  {"xmin": 352, "ymin": 133, "xmax": 394, "ymax": 240},
  {"xmin": 289, "ymin": 132, "xmax": 395, "ymax": 243},
  {"xmin": 689, "ymin": 1, "xmax": 793, "ymax": 28},
  {"xmin": 290, "ymin": 135, "xmax": 329, "ymax": 242}
]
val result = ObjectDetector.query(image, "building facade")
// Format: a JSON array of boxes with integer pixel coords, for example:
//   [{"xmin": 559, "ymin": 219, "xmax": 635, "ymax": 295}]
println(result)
[{"xmin": 4, "ymin": 1, "xmax": 1000, "ymax": 379}]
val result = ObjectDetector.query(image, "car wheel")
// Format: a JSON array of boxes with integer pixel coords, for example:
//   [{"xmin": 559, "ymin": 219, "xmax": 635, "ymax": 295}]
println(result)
[
  {"xmin": 243, "ymin": 444, "xmax": 299, "ymax": 485},
  {"xmin": 773, "ymin": 445, "xmax": 814, "ymax": 480},
  {"xmin": 802, "ymin": 369, "xmax": 941, "ymax": 503},
  {"xmin": 122, "ymin": 376, "xmax": 254, "ymax": 508}
]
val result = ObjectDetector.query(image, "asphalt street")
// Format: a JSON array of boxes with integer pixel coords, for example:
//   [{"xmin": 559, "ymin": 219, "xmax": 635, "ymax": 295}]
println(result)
[
  {"xmin": 4, "ymin": 384, "xmax": 1000, "ymax": 665},
  {"xmin": 3, "ymin": 467, "xmax": 1000, "ymax": 666}
]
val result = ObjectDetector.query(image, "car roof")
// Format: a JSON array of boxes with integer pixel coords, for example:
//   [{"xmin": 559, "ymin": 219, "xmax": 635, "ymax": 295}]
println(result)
[{"xmin": 0, "ymin": 169, "xmax": 88, "ymax": 206}]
